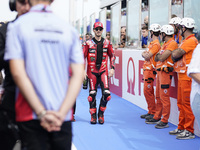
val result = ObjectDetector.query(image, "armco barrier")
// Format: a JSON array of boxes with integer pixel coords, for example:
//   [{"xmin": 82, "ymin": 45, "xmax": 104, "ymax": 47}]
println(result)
[{"xmin": 110, "ymin": 48, "xmax": 200, "ymax": 136}]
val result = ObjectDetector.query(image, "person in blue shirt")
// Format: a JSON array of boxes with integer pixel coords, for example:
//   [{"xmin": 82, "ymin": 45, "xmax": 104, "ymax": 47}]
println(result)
[
  {"xmin": 141, "ymin": 25, "xmax": 149, "ymax": 48},
  {"xmin": 4, "ymin": 0, "xmax": 84, "ymax": 149}
]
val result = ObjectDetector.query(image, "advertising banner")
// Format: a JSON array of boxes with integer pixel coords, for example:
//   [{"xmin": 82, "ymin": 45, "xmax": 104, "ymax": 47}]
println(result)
[{"xmin": 110, "ymin": 50, "xmax": 123, "ymax": 97}]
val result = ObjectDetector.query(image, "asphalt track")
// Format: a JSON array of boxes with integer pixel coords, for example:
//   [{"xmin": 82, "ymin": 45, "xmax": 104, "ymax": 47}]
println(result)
[{"xmin": 72, "ymin": 88, "xmax": 200, "ymax": 150}]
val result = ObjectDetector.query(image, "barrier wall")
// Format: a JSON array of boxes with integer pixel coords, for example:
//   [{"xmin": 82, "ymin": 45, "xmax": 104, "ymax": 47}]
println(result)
[{"xmin": 109, "ymin": 48, "xmax": 200, "ymax": 136}]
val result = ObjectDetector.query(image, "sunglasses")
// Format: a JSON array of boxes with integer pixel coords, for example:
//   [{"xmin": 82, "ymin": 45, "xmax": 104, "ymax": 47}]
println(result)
[{"xmin": 95, "ymin": 28, "xmax": 103, "ymax": 31}]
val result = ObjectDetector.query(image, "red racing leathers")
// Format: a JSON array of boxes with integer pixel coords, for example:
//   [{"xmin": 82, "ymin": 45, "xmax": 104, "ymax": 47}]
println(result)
[{"xmin": 83, "ymin": 37, "xmax": 115, "ymax": 122}]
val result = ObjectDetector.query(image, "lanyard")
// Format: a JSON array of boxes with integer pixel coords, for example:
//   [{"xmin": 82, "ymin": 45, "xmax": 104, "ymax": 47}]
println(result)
[{"xmin": 174, "ymin": 34, "xmax": 179, "ymax": 44}]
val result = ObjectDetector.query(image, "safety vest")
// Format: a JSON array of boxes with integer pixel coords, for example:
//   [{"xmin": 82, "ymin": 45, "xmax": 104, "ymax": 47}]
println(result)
[
  {"xmin": 174, "ymin": 36, "xmax": 198, "ymax": 73},
  {"xmin": 143, "ymin": 41, "xmax": 160, "ymax": 70},
  {"xmin": 156, "ymin": 39, "xmax": 175, "ymax": 70}
]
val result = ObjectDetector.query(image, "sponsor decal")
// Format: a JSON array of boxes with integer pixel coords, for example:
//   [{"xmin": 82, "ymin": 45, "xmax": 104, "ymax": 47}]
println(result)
[
  {"xmin": 164, "ymin": 89, "xmax": 168, "ymax": 94},
  {"xmin": 103, "ymin": 48, "xmax": 107, "ymax": 52},
  {"xmin": 127, "ymin": 57, "xmax": 135, "ymax": 95},
  {"xmin": 139, "ymin": 60, "xmax": 144, "ymax": 96},
  {"xmin": 89, "ymin": 49, "xmax": 95, "ymax": 53},
  {"xmin": 110, "ymin": 50, "xmax": 122, "ymax": 97}
]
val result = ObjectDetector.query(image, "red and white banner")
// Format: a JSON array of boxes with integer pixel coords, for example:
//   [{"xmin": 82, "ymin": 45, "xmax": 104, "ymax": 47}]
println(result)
[{"xmin": 110, "ymin": 50, "xmax": 123, "ymax": 97}]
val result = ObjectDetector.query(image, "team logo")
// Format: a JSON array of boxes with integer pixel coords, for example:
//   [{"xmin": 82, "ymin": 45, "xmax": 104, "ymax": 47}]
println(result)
[
  {"xmin": 127, "ymin": 57, "xmax": 135, "ymax": 95},
  {"xmin": 164, "ymin": 89, "xmax": 168, "ymax": 94},
  {"xmin": 109, "ymin": 50, "xmax": 122, "ymax": 97},
  {"xmin": 147, "ymin": 84, "xmax": 151, "ymax": 88},
  {"xmin": 90, "ymin": 57, "xmax": 95, "ymax": 61},
  {"xmin": 103, "ymin": 48, "xmax": 107, "ymax": 52}
]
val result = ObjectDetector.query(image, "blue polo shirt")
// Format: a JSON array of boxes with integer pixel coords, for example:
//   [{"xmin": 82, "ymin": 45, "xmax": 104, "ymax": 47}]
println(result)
[
  {"xmin": 141, "ymin": 36, "xmax": 148, "ymax": 47},
  {"xmin": 5, "ymin": 4, "xmax": 84, "ymax": 122}
]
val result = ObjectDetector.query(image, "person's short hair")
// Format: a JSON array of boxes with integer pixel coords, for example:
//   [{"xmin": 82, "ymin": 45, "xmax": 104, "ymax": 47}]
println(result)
[
  {"xmin": 86, "ymin": 33, "xmax": 91, "ymax": 36},
  {"xmin": 187, "ymin": 28, "xmax": 194, "ymax": 32},
  {"xmin": 153, "ymin": 32, "xmax": 160, "ymax": 37},
  {"xmin": 106, "ymin": 32, "xmax": 110, "ymax": 36},
  {"xmin": 17, "ymin": 0, "xmax": 25, "ymax": 3},
  {"xmin": 171, "ymin": 14, "xmax": 177, "ymax": 18},
  {"xmin": 141, "ymin": 26, "xmax": 148, "ymax": 30},
  {"xmin": 121, "ymin": 26, "xmax": 126, "ymax": 32}
]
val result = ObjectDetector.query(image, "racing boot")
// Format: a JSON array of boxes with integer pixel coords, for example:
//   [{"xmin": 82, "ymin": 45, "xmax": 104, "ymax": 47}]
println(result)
[
  {"xmin": 98, "ymin": 106, "xmax": 106, "ymax": 124},
  {"xmin": 89, "ymin": 108, "xmax": 97, "ymax": 124}
]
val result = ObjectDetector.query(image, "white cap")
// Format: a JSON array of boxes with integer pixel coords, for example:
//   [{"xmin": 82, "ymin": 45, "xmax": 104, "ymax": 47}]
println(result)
[
  {"xmin": 161, "ymin": 25, "xmax": 174, "ymax": 35},
  {"xmin": 180, "ymin": 17, "xmax": 195, "ymax": 28},
  {"xmin": 169, "ymin": 17, "xmax": 181, "ymax": 25},
  {"xmin": 149, "ymin": 24, "xmax": 161, "ymax": 32}
]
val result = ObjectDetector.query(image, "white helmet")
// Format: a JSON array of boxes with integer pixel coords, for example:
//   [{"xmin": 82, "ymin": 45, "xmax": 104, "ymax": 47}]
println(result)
[
  {"xmin": 169, "ymin": 17, "xmax": 181, "ymax": 25},
  {"xmin": 149, "ymin": 24, "xmax": 161, "ymax": 32},
  {"xmin": 161, "ymin": 25, "xmax": 174, "ymax": 35},
  {"xmin": 179, "ymin": 17, "xmax": 195, "ymax": 28}
]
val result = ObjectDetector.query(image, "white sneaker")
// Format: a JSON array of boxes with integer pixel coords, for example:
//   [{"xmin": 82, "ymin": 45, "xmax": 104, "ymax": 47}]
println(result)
[
  {"xmin": 176, "ymin": 130, "xmax": 195, "ymax": 140},
  {"xmin": 169, "ymin": 128, "xmax": 184, "ymax": 135}
]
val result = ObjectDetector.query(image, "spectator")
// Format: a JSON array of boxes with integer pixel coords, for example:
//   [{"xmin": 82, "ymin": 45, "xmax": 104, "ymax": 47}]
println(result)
[
  {"xmin": 121, "ymin": 26, "xmax": 126, "ymax": 38},
  {"xmin": 170, "ymin": 17, "xmax": 198, "ymax": 140},
  {"xmin": 85, "ymin": 32, "xmax": 91, "ymax": 41},
  {"xmin": 106, "ymin": 12, "xmax": 111, "ymax": 20},
  {"xmin": 89, "ymin": 33, "xmax": 93, "ymax": 40},
  {"xmin": 144, "ymin": 16, "xmax": 148, "ymax": 27},
  {"xmin": 0, "ymin": 0, "xmax": 30, "ymax": 149},
  {"xmin": 106, "ymin": 32, "xmax": 110, "ymax": 41},
  {"xmin": 121, "ymin": 10, "xmax": 126, "ymax": 16},
  {"xmin": 171, "ymin": 0, "xmax": 176, "ymax": 5},
  {"xmin": 187, "ymin": 44, "xmax": 200, "ymax": 132},
  {"xmin": 175, "ymin": 0, "xmax": 182, "ymax": 5},
  {"xmin": 141, "ymin": 26, "xmax": 148, "ymax": 48},
  {"xmin": 119, "ymin": 27, "xmax": 126, "ymax": 48},
  {"xmin": 4, "ymin": 0, "xmax": 84, "ymax": 149}
]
